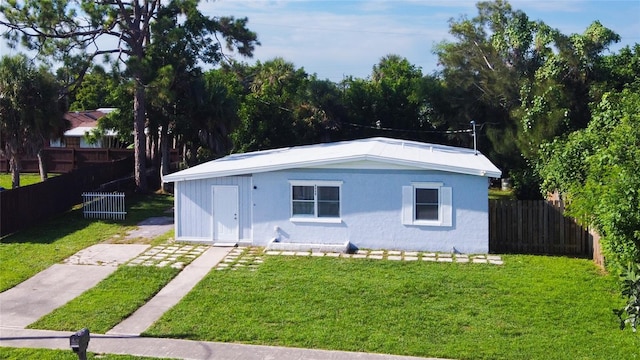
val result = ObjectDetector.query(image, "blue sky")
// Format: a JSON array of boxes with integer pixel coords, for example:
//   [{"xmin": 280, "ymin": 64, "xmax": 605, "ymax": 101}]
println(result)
[
  {"xmin": 201, "ymin": 0, "xmax": 640, "ymax": 81},
  {"xmin": 1, "ymin": 1, "xmax": 638, "ymax": 82}
]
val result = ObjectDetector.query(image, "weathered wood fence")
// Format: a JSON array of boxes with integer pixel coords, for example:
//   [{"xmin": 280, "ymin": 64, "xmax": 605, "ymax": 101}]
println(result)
[
  {"xmin": 1, "ymin": 148, "xmax": 181, "ymax": 174},
  {"xmin": 0, "ymin": 157, "xmax": 134, "ymax": 237},
  {"xmin": 489, "ymin": 199, "xmax": 592, "ymax": 257},
  {"xmin": 0, "ymin": 148, "xmax": 132, "ymax": 173}
]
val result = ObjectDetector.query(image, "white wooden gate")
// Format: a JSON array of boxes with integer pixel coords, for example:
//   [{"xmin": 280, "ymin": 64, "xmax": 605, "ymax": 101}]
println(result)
[{"xmin": 82, "ymin": 192, "xmax": 126, "ymax": 220}]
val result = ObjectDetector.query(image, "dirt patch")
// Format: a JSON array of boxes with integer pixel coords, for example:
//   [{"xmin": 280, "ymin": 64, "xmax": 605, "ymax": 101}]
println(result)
[{"xmin": 104, "ymin": 217, "xmax": 174, "ymax": 244}]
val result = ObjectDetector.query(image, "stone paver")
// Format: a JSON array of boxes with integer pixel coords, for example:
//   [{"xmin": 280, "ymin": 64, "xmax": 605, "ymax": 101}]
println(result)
[
  {"xmin": 64, "ymin": 244, "xmax": 149, "ymax": 266},
  {"xmin": 125, "ymin": 242, "xmax": 209, "ymax": 269},
  {"xmin": 260, "ymin": 248, "xmax": 504, "ymax": 266}
]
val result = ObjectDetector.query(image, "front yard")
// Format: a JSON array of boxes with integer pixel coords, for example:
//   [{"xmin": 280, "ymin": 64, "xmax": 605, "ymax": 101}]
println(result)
[
  {"xmin": 0, "ymin": 194, "xmax": 174, "ymax": 292},
  {"xmin": 1, "ymin": 194, "xmax": 638, "ymax": 359},
  {"xmin": 145, "ymin": 253, "xmax": 639, "ymax": 360}
]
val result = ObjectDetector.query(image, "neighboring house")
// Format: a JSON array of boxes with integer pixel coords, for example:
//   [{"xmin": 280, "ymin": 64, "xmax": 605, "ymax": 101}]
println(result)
[
  {"xmin": 163, "ymin": 137, "xmax": 502, "ymax": 253},
  {"xmin": 49, "ymin": 108, "xmax": 120, "ymax": 148}
]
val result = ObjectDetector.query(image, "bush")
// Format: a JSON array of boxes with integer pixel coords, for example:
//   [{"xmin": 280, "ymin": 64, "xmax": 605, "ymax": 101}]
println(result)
[{"xmin": 614, "ymin": 263, "xmax": 640, "ymax": 332}]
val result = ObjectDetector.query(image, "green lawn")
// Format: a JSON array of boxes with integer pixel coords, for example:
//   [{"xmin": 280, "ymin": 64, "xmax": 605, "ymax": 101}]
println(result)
[
  {"xmin": 0, "ymin": 173, "xmax": 59, "ymax": 188},
  {"xmin": 145, "ymin": 254, "xmax": 639, "ymax": 360},
  {"xmin": 489, "ymin": 188, "xmax": 516, "ymax": 200},
  {"xmin": 29, "ymin": 265, "xmax": 180, "ymax": 333},
  {"xmin": 0, "ymin": 347, "xmax": 175, "ymax": 359},
  {"xmin": 2, "ymin": 191, "xmax": 637, "ymax": 359},
  {"xmin": 0, "ymin": 194, "xmax": 174, "ymax": 292}
]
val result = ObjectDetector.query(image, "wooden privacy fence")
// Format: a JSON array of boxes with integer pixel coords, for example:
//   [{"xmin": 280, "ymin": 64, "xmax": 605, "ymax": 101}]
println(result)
[
  {"xmin": 489, "ymin": 199, "xmax": 592, "ymax": 256},
  {"xmin": 82, "ymin": 192, "xmax": 126, "ymax": 220},
  {"xmin": 0, "ymin": 157, "xmax": 134, "ymax": 237},
  {"xmin": 1, "ymin": 148, "xmax": 181, "ymax": 173},
  {"xmin": 0, "ymin": 148, "xmax": 133, "ymax": 173}
]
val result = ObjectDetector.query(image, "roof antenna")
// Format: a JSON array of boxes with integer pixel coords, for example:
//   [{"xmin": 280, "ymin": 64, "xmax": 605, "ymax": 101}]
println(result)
[{"xmin": 470, "ymin": 120, "xmax": 478, "ymax": 156}]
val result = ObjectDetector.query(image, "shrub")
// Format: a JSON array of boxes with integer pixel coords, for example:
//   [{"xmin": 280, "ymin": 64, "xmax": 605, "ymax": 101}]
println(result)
[{"xmin": 614, "ymin": 263, "xmax": 640, "ymax": 332}]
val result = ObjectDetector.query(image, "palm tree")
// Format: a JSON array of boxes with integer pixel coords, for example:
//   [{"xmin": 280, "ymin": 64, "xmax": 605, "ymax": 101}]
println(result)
[{"xmin": 0, "ymin": 55, "xmax": 66, "ymax": 187}]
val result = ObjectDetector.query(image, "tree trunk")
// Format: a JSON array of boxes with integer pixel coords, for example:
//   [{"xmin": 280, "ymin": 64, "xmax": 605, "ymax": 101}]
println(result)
[
  {"xmin": 133, "ymin": 80, "xmax": 148, "ymax": 193},
  {"xmin": 9, "ymin": 154, "xmax": 20, "ymax": 189},
  {"xmin": 160, "ymin": 125, "xmax": 170, "ymax": 192},
  {"xmin": 37, "ymin": 149, "xmax": 48, "ymax": 181}
]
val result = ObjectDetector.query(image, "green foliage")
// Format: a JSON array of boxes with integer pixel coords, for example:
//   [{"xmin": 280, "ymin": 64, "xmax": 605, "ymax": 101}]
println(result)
[
  {"xmin": 614, "ymin": 263, "xmax": 640, "ymax": 332},
  {"xmin": 69, "ymin": 66, "xmax": 121, "ymax": 111},
  {"xmin": 0, "ymin": 54, "xmax": 66, "ymax": 187},
  {"xmin": 231, "ymin": 58, "xmax": 344, "ymax": 153},
  {"xmin": 434, "ymin": 0, "xmax": 621, "ymax": 193},
  {"xmin": 509, "ymin": 166, "xmax": 543, "ymax": 200},
  {"xmin": 1, "ymin": 0, "xmax": 258, "ymax": 192},
  {"xmin": 538, "ymin": 90, "xmax": 640, "ymax": 270}
]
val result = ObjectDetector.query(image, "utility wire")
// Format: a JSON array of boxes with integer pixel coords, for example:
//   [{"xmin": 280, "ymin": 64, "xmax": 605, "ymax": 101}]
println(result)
[{"xmin": 346, "ymin": 122, "xmax": 474, "ymax": 135}]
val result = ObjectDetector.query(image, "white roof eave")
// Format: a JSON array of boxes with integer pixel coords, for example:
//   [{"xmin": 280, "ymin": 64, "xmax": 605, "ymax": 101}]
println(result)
[
  {"xmin": 162, "ymin": 138, "xmax": 502, "ymax": 183},
  {"xmin": 163, "ymin": 157, "xmax": 501, "ymax": 183}
]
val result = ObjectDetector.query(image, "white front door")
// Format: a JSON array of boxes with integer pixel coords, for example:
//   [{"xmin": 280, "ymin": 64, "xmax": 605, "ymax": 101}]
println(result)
[{"xmin": 212, "ymin": 185, "xmax": 239, "ymax": 241}]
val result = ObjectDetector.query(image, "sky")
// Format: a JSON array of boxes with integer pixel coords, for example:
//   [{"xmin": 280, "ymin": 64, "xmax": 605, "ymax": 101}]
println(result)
[
  {"xmin": 1, "ymin": 0, "xmax": 638, "ymax": 82},
  {"xmin": 200, "ymin": 0, "xmax": 640, "ymax": 82}
]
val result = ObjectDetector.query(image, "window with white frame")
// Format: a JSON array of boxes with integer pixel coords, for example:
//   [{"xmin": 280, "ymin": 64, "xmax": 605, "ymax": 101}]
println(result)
[
  {"xmin": 402, "ymin": 182, "xmax": 452, "ymax": 226},
  {"xmin": 290, "ymin": 180, "xmax": 342, "ymax": 221},
  {"xmin": 49, "ymin": 138, "xmax": 64, "ymax": 147}
]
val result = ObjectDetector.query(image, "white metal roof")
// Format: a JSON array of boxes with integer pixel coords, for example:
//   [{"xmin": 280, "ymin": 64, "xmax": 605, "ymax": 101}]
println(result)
[
  {"xmin": 64, "ymin": 127, "xmax": 118, "ymax": 137},
  {"xmin": 163, "ymin": 137, "xmax": 502, "ymax": 182}
]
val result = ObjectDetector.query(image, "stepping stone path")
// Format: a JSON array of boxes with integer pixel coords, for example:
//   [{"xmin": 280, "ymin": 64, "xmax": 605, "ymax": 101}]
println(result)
[
  {"xmin": 218, "ymin": 247, "xmax": 503, "ymax": 272},
  {"xmin": 264, "ymin": 249, "xmax": 503, "ymax": 265},
  {"xmin": 215, "ymin": 247, "xmax": 263, "ymax": 272},
  {"xmin": 126, "ymin": 243, "xmax": 503, "ymax": 273},
  {"xmin": 126, "ymin": 243, "xmax": 209, "ymax": 269}
]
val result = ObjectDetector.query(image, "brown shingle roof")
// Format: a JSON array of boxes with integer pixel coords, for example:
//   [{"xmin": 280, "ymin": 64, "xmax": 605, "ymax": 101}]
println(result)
[{"xmin": 63, "ymin": 110, "xmax": 107, "ymax": 129}]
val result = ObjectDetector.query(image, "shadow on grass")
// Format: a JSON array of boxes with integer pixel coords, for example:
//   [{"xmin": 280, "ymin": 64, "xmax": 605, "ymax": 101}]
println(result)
[
  {"xmin": 140, "ymin": 332, "xmax": 197, "ymax": 340},
  {"xmin": 0, "ymin": 193, "xmax": 173, "ymax": 245}
]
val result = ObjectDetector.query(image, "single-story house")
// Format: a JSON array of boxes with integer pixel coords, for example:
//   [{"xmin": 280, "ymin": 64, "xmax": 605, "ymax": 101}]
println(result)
[
  {"xmin": 49, "ymin": 108, "xmax": 120, "ymax": 148},
  {"xmin": 162, "ymin": 137, "xmax": 501, "ymax": 253}
]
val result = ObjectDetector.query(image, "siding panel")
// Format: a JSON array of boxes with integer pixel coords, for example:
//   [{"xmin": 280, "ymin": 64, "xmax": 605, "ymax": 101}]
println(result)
[{"xmin": 175, "ymin": 176, "xmax": 252, "ymax": 242}]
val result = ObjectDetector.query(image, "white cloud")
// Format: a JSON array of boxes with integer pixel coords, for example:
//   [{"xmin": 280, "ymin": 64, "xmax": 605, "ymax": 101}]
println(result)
[{"xmin": 199, "ymin": 1, "xmax": 458, "ymax": 79}]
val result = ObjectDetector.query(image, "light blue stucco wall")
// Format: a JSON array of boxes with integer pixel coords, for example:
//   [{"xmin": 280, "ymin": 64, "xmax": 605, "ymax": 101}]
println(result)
[
  {"xmin": 251, "ymin": 168, "xmax": 490, "ymax": 253},
  {"xmin": 174, "ymin": 176, "xmax": 252, "ymax": 242}
]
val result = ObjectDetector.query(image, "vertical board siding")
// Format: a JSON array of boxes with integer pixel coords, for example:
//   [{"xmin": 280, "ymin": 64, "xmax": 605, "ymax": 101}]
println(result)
[
  {"xmin": 175, "ymin": 175, "xmax": 251, "ymax": 242},
  {"xmin": 489, "ymin": 200, "xmax": 592, "ymax": 257}
]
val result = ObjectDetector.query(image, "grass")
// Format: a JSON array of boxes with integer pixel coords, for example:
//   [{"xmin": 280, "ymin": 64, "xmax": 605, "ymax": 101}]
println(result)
[
  {"xmin": 28, "ymin": 265, "xmax": 180, "ymax": 333},
  {"xmin": 0, "ymin": 194, "xmax": 174, "ymax": 292},
  {"xmin": 0, "ymin": 347, "xmax": 175, "ymax": 359},
  {"xmin": 0, "ymin": 173, "xmax": 60, "ymax": 188},
  {"xmin": 489, "ymin": 187, "xmax": 516, "ymax": 200},
  {"xmin": 145, "ymin": 254, "xmax": 639, "ymax": 360}
]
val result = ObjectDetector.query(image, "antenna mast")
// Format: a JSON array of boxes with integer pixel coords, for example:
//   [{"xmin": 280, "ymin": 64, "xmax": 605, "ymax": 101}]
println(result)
[{"xmin": 470, "ymin": 120, "xmax": 478, "ymax": 155}]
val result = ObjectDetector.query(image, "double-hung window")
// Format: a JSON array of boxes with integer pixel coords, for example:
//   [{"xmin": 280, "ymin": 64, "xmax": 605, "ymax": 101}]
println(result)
[
  {"xmin": 290, "ymin": 180, "xmax": 342, "ymax": 222},
  {"xmin": 402, "ymin": 182, "xmax": 452, "ymax": 226}
]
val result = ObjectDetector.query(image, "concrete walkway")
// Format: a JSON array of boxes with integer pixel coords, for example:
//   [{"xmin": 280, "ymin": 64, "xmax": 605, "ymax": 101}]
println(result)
[
  {"xmin": 107, "ymin": 246, "xmax": 231, "ymax": 336},
  {"xmin": 0, "ymin": 244, "xmax": 149, "ymax": 329},
  {"xmin": 0, "ymin": 243, "xmax": 445, "ymax": 359},
  {"xmin": 0, "ymin": 328, "xmax": 442, "ymax": 360},
  {"xmin": 0, "ymin": 242, "xmax": 453, "ymax": 359}
]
